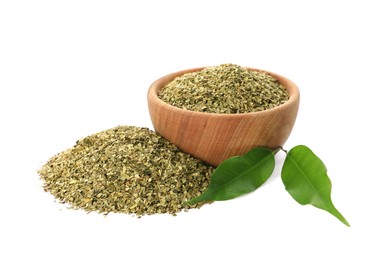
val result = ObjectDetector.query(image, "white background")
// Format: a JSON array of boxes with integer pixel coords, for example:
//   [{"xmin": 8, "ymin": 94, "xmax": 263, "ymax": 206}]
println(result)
[{"xmin": 1, "ymin": 0, "xmax": 372, "ymax": 259}]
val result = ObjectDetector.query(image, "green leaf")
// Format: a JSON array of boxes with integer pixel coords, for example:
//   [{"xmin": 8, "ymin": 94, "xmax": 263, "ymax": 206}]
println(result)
[
  {"xmin": 281, "ymin": 145, "xmax": 350, "ymax": 226},
  {"xmin": 186, "ymin": 147, "xmax": 275, "ymax": 204}
]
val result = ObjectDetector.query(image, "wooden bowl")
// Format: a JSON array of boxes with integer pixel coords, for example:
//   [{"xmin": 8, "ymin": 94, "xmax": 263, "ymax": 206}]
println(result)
[{"xmin": 147, "ymin": 67, "xmax": 300, "ymax": 167}]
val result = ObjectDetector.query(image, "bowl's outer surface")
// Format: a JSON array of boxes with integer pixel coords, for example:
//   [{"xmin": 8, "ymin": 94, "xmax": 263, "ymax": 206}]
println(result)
[{"xmin": 148, "ymin": 67, "xmax": 300, "ymax": 167}]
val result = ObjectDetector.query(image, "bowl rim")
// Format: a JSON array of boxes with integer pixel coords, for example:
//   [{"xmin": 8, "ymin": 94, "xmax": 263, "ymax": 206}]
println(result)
[{"xmin": 148, "ymin": 66, "xmax": 300, "ymax": 118}]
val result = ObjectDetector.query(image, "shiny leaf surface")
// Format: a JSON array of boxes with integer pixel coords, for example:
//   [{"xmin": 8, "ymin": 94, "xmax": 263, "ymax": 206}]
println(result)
[
  {"xmin": 187, "ymin": 147, "xmax": 275, "ymax": 204},
  {"xmin": 281, "ymin": 145, "xmax": 350, "ymax": 226}
]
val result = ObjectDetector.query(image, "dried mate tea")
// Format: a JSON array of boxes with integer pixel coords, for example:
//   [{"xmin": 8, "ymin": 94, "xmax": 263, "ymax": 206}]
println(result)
[
  {"xmin": 159, "ymin": 63, "xmax": 289, "ymax": 113},
  {"xmin": 38, "ymin": 126, "xmax": 213, "ymax": 216}
]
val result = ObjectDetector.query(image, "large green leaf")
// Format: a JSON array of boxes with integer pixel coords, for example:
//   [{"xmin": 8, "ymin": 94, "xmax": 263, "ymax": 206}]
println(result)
[
  {"xmin": 186, "ymin": 147, "xmax": 275, "ymax": 204},
  {"xmin": 281, "ymin": 145, "xmax": 350, "ymax": 226}
]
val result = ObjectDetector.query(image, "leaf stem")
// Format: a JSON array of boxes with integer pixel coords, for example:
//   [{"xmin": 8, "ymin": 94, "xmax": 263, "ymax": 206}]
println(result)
[
  {"xmin": 273, "ymin": 146, "xmax": 287, "ymax": 154},
  {"xmin": 280, "ymin": 146, "xmax": 288, "ymax": 154}
]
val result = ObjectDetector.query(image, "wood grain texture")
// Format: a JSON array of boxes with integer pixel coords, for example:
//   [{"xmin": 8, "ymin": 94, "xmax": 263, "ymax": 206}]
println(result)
[{"xmin": 148, "ymin": 67, "xmax": 300, "ymax": 167}]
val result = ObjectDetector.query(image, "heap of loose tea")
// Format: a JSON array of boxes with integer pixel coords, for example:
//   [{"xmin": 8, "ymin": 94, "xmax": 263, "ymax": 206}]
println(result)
[
  {"xmin": 38, "ymin": 126, "xmax": 213, "ymax": 216},
  {"xmin": 159, "ymin": 64, "xmax": 289, "ymax": 113}
]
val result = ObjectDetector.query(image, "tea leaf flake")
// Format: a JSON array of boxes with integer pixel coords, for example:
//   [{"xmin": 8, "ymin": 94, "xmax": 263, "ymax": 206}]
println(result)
[
  {"xmin": 159, "ymin": 64, "xmax": 289, "ymax": 114},
  {"xmin": 38, "ymin": 126, "xmax": 213, "ymax": 216}
]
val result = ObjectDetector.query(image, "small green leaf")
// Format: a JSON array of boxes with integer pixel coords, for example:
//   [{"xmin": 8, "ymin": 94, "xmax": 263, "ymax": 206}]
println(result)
[
  {"xmin": 281, "ymin": 145, "xmax": 350, "ymax": 226},
  {"xmin": 186, "ymin": 147, "xmax": 275, "ymax": 204}
]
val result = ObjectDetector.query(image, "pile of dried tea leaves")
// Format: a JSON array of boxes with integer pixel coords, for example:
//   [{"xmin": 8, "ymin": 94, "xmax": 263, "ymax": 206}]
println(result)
[
  {"xmin": 159, "ymin": 63, "xmax": 289, "ymax": 113},
  {"xmin": 38, "ymin": 126, "xmax": 213, "ymax": 216}
]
